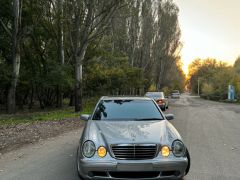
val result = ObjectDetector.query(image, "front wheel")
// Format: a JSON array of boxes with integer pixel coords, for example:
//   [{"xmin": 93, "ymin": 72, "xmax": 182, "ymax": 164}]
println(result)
[
  {"xmin": 185, "ymin": 149, "xmax": 191, "ymax": 175},
  {"xmin": 162, "ymin": 106, "xmax": 166, "ymax": 111}
]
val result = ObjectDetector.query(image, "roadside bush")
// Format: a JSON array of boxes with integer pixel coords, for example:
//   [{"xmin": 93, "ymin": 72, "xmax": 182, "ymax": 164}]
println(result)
[
  {"xmin": 201, "ymin": 83, "xmax": 214, "ymax": 99},
  {"xmin": 161, "ymin": 87, "xmax": 171, "ymax": 96},
  {"xmin": 189, "ymin": 58, "xmax": 237, "ymax": 100}
]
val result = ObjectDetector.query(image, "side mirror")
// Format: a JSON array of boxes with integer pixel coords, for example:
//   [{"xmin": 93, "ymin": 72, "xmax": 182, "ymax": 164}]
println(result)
[
  {"xmin": 80, "ymin": 114, "xmax": 90, "ymax": 121},
  {"xmin": 165, "ymin": 114, "xmax": 174, "ymax": 120}
]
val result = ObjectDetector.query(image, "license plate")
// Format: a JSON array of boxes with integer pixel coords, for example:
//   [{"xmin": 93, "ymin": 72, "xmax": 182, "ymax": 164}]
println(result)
[{"xmin": 117, "ymin": 163, "xmax": 153, "ymax": 171}]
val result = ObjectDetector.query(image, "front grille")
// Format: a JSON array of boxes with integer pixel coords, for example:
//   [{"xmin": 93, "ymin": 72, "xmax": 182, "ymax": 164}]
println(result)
[{"xmin": 111, "ymin": 144, "xmax": 157, "ymax": 160}]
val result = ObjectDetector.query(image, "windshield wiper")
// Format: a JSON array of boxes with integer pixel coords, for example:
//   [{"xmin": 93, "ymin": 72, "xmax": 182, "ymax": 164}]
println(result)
[{"xmin": 134, "ymin": 118, "xmax": 163, "ymax": 121}]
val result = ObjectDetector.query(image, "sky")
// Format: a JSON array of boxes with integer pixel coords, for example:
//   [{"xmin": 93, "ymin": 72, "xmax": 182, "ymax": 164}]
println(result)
[{"xmin": 174, "ymin": 0, "xmax": 240, "ymax": 74}]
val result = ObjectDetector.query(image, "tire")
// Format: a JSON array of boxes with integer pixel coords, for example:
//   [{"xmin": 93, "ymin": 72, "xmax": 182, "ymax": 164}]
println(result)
[
  {"xmin": 162, "ymin": 106, "xmax": 166, "ymax": 111},
  {"xmin": 185, "ymin": 149, "xmax": 191, "ymax": 175}
]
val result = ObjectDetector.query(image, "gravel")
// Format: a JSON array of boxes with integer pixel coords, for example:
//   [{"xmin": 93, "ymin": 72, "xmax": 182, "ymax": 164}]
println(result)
[{"xmin": 0, "ymin": 119, "xmax": 84, "ymax": 154}]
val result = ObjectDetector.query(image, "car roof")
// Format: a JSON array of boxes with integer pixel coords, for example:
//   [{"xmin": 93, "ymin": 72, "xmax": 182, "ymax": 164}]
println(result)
[{"xmin": 101, "ymin": 96, "xmax": 152, "ymax": 101}]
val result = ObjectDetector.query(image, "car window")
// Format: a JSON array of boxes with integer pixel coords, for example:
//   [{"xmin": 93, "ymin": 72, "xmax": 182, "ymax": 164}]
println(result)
[
  {"xmin": 172, "ymin": 90, "xmax": 179, "ymax": 94},
  {"xmin": 92, "ymin": 99, "xmax": 164, "ymax": 120},
  {"xmin": 145, "ymin": 92, "xmax": 163, "ymax": 99}
]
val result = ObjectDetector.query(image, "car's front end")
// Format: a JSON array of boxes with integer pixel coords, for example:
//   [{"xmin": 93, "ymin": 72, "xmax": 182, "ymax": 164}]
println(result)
[
  {"xmin": 77, "ymin": 141, "xmax": 188, "ymax": 179},
  {"xmin": 171, "ymin": 91, "xmax": 180, "ymax": 99},
  {"xmin": 171, "ymin": 93, "xmax": 180, "ymax": 99},
  {"xmin": 77, "ymin": 97, "xmax": 190, "ymax": 180}
]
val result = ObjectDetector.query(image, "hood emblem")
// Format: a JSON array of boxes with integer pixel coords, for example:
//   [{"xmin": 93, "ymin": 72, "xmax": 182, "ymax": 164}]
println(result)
[{"xmin": 130, "ymin": 133, "xmax": 136, "ymax": 141}]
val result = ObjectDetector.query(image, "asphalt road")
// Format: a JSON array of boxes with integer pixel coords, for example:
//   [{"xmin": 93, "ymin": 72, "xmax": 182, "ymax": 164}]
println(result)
[{"xmin": 0, "ymin": 94, "xmax": 240, "ymax": 180}]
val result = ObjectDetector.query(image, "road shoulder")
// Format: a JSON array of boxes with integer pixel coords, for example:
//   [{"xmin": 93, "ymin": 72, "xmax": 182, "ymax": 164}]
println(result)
[
  {"xmin": 0, "ymin": 128, "xmax": 83, "ymax": 179},
  {"xmin": 0, "ymin": 118, "xmax": 84, "ymax": 154}
]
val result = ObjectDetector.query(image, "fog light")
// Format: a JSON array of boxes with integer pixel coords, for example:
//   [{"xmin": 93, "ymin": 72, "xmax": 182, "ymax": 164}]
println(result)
[
  {"xmin": 98, "ymin": 146, "xmax": 107, "ymax": 158},
  {"xmin": 161, "ymin": 146, "xmax": 170, "ymax": 157}
]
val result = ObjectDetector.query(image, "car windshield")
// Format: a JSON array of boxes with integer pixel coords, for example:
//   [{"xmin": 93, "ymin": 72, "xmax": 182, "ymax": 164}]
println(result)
[
  {"xmin": 145, "ymin": 92, "xmax": 163, "ymax": 99},
  {"xmin": 92, "ymin": 99, "xmax": 164, "ymax": 121},
  {"xmin": 172, "ymin": 90, "xmax": 179, "ymax": 94}
]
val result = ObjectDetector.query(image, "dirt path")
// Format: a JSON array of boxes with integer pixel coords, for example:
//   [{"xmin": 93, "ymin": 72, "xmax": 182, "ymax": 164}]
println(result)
[{"xmin": 0, "ymin": 118, "xmax": 84, "ymax": 153}]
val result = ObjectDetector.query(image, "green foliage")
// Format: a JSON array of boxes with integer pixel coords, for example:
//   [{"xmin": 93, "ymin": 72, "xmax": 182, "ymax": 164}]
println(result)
[
  {"xmin": 0, "ymin": 0, "xmax": 184, "ymax": 113},
  {"xmin": 233, "ymin": 57, "xmax": 240, "ymax": 99},
  {"xmin": 234, "ymin": 56, "xmax": 240, "ymax": 73},
  {"xmin": 148, "ymin": 84, "xmax": 157, "ymax": 92},
  {"xmin": 202, "ymin": 83, "xmax": 214, "ymax": 97},
  {"xmin": 188, "ymin": 58, "xmax": 239, "ymax": 100},
  {"xmin": 0, "ymin": 61, "xmax": 11, "ymax": 87},
  {"xmin": 161, "ymin": 58, "xmax": 186, "ymax": 93},
  {"xmin": 161, "ymin": 87, "xmax": 171, "ymax": 96},
  {"xmin": 0, "ymin": 99, "xmax": 96, "ymax": 125},
  {"xmin": 84, "ymin": 40, "xmax": 145, "ymax": 96}
]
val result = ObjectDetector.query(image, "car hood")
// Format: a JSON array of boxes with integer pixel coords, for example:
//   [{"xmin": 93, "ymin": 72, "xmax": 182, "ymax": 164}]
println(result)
[{"xmin": 85, "ymin": 120, "xmax": 182, "ymax": 146}]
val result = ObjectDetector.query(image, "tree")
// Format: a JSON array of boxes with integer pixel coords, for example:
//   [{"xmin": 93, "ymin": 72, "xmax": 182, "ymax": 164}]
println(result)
[
  {"xmin": 68, "ymin": 0, "xmax": 124, "ymax": 112},
  {"xmin": 56, "ymin": 0, "xmax": 65, "ymax": 107},
  {"xmin": 188, "ymin": 58, "xmax": 235, "ymax": 100},
  {"xmin": 7, "ymin": 0, "xmax": 22, "ymax": 113},
  {"xmin": 108, "ymin": 0, "xmax": 183, "ymax": 92},
  {"xmin": 232, "ymin": 56, "xmax": 240, "ymax": 99},
  {"xmin": 0, "ymin": 0, "xmax": 185, "ymax": 113},
  {"xmin": 202, "ymin": 83, "xmax": 214, "ymax": 98},
  {"xmin": 153, "ymin": 0, "xmax": 181, "ymax": 89},
  {"xmin": 234, "ymin": 56, "xmax": 240, "ymax": 73}
]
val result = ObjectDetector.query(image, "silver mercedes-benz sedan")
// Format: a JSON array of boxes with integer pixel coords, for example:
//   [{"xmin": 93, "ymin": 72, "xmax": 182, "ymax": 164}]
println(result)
[{"xmin": 77, "ymin": 97, "xmax": 190, "ymax": 180}]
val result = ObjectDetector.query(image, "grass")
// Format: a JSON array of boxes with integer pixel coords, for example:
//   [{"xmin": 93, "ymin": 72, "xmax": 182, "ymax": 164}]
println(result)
[{"xmin": 0, "ymin": 99, "xmax": 97, "ymax": 126}]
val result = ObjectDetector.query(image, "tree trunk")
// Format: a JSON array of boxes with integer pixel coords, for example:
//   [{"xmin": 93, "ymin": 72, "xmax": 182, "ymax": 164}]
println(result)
[
  {"xmin": 28, "ymin": 85, "xmax": 34, "ymax": 109},
  {"xmin": 74, "ymin": 60, "xmax": 82, "ymax": 112},
  {"xmin": 74, "ymin": 1, "xmax": 93, "ymax": 112},
  {"xmin": 69, "ymin": 91, "xmax": 74, "ymax": 106},
  {"xmin": 7, "ymin": 0, "xmax": 21, "ymax": 114},
  {"xmin": 74, "ymin": 43, "xmax": 87, "ymax": 112},
  {"xmin": 59, "ymin": 0, "xmax": 64, "ymax": 107},
  {"xmin": 56, "ymin": 0, "xmax": 64, "ymax": 108}
]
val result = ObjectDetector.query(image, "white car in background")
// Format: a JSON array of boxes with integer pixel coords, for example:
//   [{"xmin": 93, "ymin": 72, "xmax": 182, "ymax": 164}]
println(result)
[
  {"xmin": 145, "ymin": 92, "xmax": 169, "ymax": 111},
  {"xmin": 171, "ymin": 90, "xmax": 180, "ymax": 99}
]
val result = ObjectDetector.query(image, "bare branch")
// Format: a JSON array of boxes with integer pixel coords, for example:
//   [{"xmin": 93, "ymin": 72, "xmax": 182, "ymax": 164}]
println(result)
[{"xmin": 0, "ymin": 19, "xmax": 12, "ymax": 37}]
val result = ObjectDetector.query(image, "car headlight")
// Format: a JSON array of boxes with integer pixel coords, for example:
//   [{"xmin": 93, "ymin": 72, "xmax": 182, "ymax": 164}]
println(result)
[
  {"xmin": 82, "ymin": 140, "xmax": 96, "ymax": 158},
  {"xmin": 172, "ymin": 140, "xmax": 186, "ymax": 157}
]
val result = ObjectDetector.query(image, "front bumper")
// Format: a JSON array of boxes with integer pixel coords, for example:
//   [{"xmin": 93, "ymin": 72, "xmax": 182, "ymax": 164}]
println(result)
[
  {"xmin": 78, "ymin": 156, "xmax": 188, "ymax": 179},
  {"xmin": 171, "ymin": 95, "xmax": 180, "ymax": 99}
]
